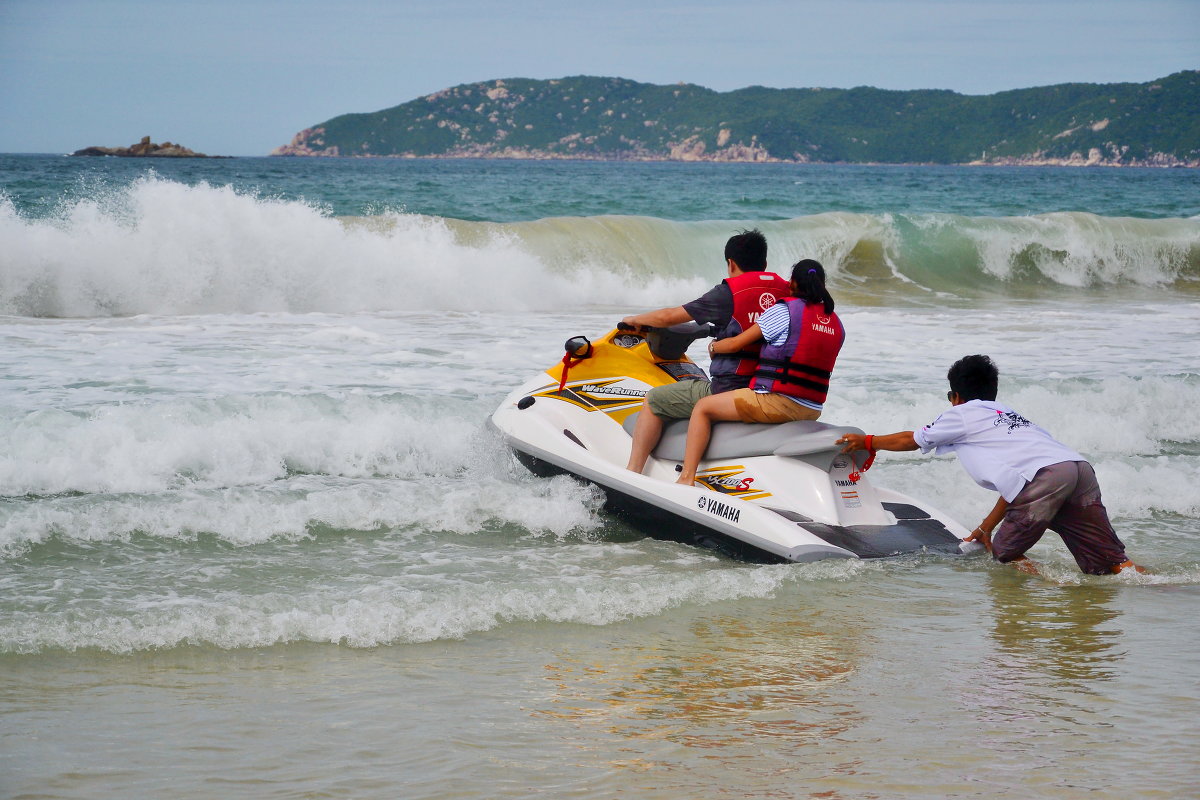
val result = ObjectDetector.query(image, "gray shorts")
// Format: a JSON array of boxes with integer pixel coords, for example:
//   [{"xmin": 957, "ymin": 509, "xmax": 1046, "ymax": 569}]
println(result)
[
  {"xmin": 646, "ymin": 379, "xmax": 712, "ymax": 419},
  {"xmin": 991, "ymin": 460, "xmax": 1128, "ymax": 575}
]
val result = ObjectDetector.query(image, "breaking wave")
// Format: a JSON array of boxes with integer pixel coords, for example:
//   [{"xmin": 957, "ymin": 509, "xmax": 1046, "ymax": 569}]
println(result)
[
  {"xmin": 2, "ymin": 372, "xmax": 1197, "ymax": 560},
  {"xmin": 1, "ymin": 175, "xmax": 1197, "ymax": 317}
]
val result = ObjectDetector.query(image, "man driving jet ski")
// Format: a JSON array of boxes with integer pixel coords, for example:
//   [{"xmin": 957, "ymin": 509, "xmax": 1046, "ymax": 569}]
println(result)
[{"xmin": 621, "ymin": 229, "xmax": 790, "ymax": 474}]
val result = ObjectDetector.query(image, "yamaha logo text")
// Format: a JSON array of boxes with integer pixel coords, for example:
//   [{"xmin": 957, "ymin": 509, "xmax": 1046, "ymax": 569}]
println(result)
[{"xmin": 700, "ymin": 496, "xmax": 741, "ymax": 523}]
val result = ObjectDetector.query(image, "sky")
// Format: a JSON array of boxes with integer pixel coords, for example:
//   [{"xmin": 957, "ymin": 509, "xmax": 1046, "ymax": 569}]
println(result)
[{"xmin": 1, "ymin": 0, "xmax": 1196, "ymax": 156}]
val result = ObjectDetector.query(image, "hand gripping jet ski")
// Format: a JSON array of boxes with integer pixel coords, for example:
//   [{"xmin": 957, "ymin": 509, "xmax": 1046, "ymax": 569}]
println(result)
[{"xmin": 490, "ymin": 322, "xmax": 977, "ymax": 563}]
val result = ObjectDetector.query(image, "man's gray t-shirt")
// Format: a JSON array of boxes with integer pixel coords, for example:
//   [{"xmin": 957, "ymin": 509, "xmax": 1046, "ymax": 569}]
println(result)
[
  {"xmin": 682, "ymin": 282, "xmax": 753, "ymax": 393},
  {"xmin": 682, "ymin": 283, "xmax": 733, "ymax": 327}
]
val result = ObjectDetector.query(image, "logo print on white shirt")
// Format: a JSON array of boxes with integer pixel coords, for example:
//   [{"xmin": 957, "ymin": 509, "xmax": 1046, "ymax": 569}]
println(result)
[{"xmin": 993, "ymin": 410, "xmax": 1033, "ymax": 433}]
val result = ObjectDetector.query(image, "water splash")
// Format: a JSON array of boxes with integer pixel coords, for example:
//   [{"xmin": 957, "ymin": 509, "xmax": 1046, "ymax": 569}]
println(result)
[{"xmin": 1, "ymin": 177, "xmax": 1197, "ymax": 317}]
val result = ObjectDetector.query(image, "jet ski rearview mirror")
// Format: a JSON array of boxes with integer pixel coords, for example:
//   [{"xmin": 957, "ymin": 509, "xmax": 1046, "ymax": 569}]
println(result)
[{"xmin": 564, "ymin": 336, "xmax": 593, "ymax": 359}]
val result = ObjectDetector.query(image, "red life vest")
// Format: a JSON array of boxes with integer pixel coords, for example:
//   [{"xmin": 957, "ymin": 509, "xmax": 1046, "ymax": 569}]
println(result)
[
  {"xmin": 709, "ymin": 271, "xmax": 791, "ymax": 393},
  {"xmin": 751, "ymin": 299, "xmax": 845, "ymax": 407}
]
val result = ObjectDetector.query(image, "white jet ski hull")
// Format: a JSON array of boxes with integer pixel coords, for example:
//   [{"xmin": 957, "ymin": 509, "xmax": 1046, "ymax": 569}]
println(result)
[{"xmin": 491, "ymin": 366, "xmax": 976, "ymax": 564}]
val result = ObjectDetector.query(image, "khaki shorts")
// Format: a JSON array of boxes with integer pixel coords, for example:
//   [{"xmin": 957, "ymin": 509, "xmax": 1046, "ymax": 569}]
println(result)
[
  {"xmin": 647, "ymin": 379, "xmax": 712, "ymax": 419},
  {"xmin": 730, "ymin": 388, "xmax": 822, "ymax": 424}
]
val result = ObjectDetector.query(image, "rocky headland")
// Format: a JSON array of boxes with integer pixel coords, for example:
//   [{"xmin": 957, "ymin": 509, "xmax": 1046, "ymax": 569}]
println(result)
[
  {"xmin": 72, "ymin": 136, "xmax": 224, "ymax": 158},
  {"xmin": 271, "ymin": 73, "xmax": 1200, "ymax": 167}
]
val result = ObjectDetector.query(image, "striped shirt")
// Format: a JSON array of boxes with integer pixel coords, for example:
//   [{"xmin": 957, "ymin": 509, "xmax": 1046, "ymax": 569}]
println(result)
[{"xmin": 756, "ymin": 301, "xmax": 792, "ymax": 346}]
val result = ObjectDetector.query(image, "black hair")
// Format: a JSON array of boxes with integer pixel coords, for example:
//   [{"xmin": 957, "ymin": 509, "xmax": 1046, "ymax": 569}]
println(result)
[
  {"xmin": 790, "ymin": 259, "xmax": 835, "ymax": 314},
  {"xmin": 724, "ymin": 229, "xmax": 767, "ymax": 271},
  {"xmin": 947, "ymin": 354, "xmax": 999, "ymax": 402}
]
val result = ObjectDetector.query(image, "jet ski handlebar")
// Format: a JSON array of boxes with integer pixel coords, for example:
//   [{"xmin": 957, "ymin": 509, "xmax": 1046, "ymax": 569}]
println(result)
[{"xmin": 617, "ymin": 320, "xmax": 717, "ymax": 360}]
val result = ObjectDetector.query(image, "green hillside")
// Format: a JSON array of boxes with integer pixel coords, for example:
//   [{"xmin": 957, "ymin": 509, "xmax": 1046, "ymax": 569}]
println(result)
[{"xmin": 272, "ymin": 72, "xmax": 1200, "ymax": 166}]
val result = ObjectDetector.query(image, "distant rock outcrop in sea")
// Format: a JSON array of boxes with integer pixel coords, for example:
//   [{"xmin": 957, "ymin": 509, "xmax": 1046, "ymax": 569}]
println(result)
[
  {"xmin": 72, "ymin": 136, "xmax": 224, "ymax": 158},
  {"xmin": 272, "ymin": 72, "xmax": 1200, "ymax": 167}
]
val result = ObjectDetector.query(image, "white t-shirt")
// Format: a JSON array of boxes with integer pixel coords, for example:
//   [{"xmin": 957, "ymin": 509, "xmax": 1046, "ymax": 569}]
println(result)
[{"xmin": 912, "ymin": 400, "xmax": 1083, "ymax": 502}]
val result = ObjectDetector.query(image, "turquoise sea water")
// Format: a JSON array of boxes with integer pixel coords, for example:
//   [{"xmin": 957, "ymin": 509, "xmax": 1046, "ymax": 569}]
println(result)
[
  {"xmin": 6, "ymin": 154, "xmax": 1199, "ymax": 220},
  {"xmin": 1, "ymin": 154, "xmax": 1198, "ymax": 798}
]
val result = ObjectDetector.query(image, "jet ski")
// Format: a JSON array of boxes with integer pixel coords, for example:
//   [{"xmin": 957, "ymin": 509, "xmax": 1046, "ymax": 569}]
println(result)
[{"xmin": 490, "ymin": 322, "xmax": 978, "ymax": 563}]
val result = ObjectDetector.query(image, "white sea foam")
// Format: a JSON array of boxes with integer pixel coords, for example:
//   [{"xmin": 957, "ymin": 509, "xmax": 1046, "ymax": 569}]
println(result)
[
  {"xmin": 0, "ymin": 552, "xmax": 803, "ymax": 652},
  {"xmin": 1, "ymin": 178, "xmax": 1196, "ymax": 318},
  {"xmin": 1, "ymin": 369, "xmax": 1194, "ymax": 560},
  {"xmin": 963, "ymin": 213, "xmax": 1199, "ymax": 287},
  {"xmin": 0, "ymin": 298, "xmax": 1195, "ymax": 557},
  {"xmin": 0, "ymin": 470, "xmax": 608, "ymax": 558},
  {"xmin": 0, "ymin": 389, "xmax": 616, "ymax": 556},
  {"xmin": 907, "ymin": 211, "xmax": 1200, "ymax": 289},
  {"xmin": 0, "ymin": 394, "xmax": 485, "ymax": 496},
  {"xmin": 4, "ymin": 541, "xmax": 1188, "ymax": 654},
  {"xmin": 0, "ymin": 176, "xmax": 699, "ymax": 317}
]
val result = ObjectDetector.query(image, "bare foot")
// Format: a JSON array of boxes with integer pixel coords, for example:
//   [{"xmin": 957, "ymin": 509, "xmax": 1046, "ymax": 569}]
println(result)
[
  {"xmin": 676, "ymin": 476, "xmax": 695, "ymax": 486},
  {"xmin": 1112, "ymin": 559, "xmax": 1147, "ymax": 574},
  {"xmin": 1010, "ymin": 557, "xmax": 1041, "ymax": 576}
]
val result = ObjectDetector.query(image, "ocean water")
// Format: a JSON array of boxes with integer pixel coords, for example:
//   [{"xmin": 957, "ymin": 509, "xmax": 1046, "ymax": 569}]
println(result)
[{"xmin": 1, "ymin": 154, "xmax": 1198, "ymax": 798}]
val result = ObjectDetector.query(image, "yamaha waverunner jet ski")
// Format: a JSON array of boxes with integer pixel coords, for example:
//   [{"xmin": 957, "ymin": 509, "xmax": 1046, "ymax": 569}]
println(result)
[{"xmin": 490, "ymin": 322, "xmax": 978, "ymax": 563}]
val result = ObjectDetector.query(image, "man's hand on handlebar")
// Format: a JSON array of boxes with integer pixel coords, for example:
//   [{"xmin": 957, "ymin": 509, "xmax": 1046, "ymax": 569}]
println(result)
[{"xmin": 620, "ymin": 317, "xmax": 652, "ymax": 331}]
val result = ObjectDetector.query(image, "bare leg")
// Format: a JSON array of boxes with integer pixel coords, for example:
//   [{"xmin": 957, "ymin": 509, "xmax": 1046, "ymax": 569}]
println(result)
[
  {"xmin": 676, "ymin": 392, "xmax": 742, "ymax": 485},
  {"xmin": 626, "ymin": 398, "xmax": 665, "ymax": 473}
]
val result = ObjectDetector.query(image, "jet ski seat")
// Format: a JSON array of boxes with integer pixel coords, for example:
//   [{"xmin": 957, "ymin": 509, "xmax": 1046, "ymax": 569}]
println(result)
[{"xmin": 622, "ymin": 413, "xmax": 868, "ymax": 472}]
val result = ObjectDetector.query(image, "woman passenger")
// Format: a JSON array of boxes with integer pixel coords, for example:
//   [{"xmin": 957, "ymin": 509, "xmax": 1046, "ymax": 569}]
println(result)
[{"xmin": 676, "ymin": 259, "xmax": 845, "ymax": 486}]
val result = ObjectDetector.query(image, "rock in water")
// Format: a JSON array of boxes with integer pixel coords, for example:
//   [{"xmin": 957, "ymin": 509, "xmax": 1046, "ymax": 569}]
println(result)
[{"xmin": 71, "ymin": 136, "xmax": 221, "ymax": 157}]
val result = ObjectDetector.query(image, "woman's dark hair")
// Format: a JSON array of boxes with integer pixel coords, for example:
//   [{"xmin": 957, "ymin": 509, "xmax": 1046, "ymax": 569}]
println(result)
[
  {"xmin": 724, "ymin": 229, "xmax": 768, "ymax": 271},
  {"xmin": 790, "ymin": 259, "xmax": 834, "ymax": 314},
  {"xmin": 947, "ymin": 354, "xmax": 999, "ymax": 402}
]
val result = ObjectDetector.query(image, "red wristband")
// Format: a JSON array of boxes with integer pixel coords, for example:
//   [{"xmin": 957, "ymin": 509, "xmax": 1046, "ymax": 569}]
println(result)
[{"xmin": 849, "ymin": 435, "xmax": 877, "ymax": 484}]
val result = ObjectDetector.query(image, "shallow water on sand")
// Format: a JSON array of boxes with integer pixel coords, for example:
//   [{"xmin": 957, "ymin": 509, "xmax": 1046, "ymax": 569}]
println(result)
[{"xmin": 5, "ymin": 566, "xmax": 1196, "ymax": 799}]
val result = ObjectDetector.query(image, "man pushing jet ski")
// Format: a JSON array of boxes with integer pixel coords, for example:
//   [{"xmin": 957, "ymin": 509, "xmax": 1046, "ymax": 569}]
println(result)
[{"xmin": 837, "ymin": 354, "xmax": 1145, "ymax": 576}]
